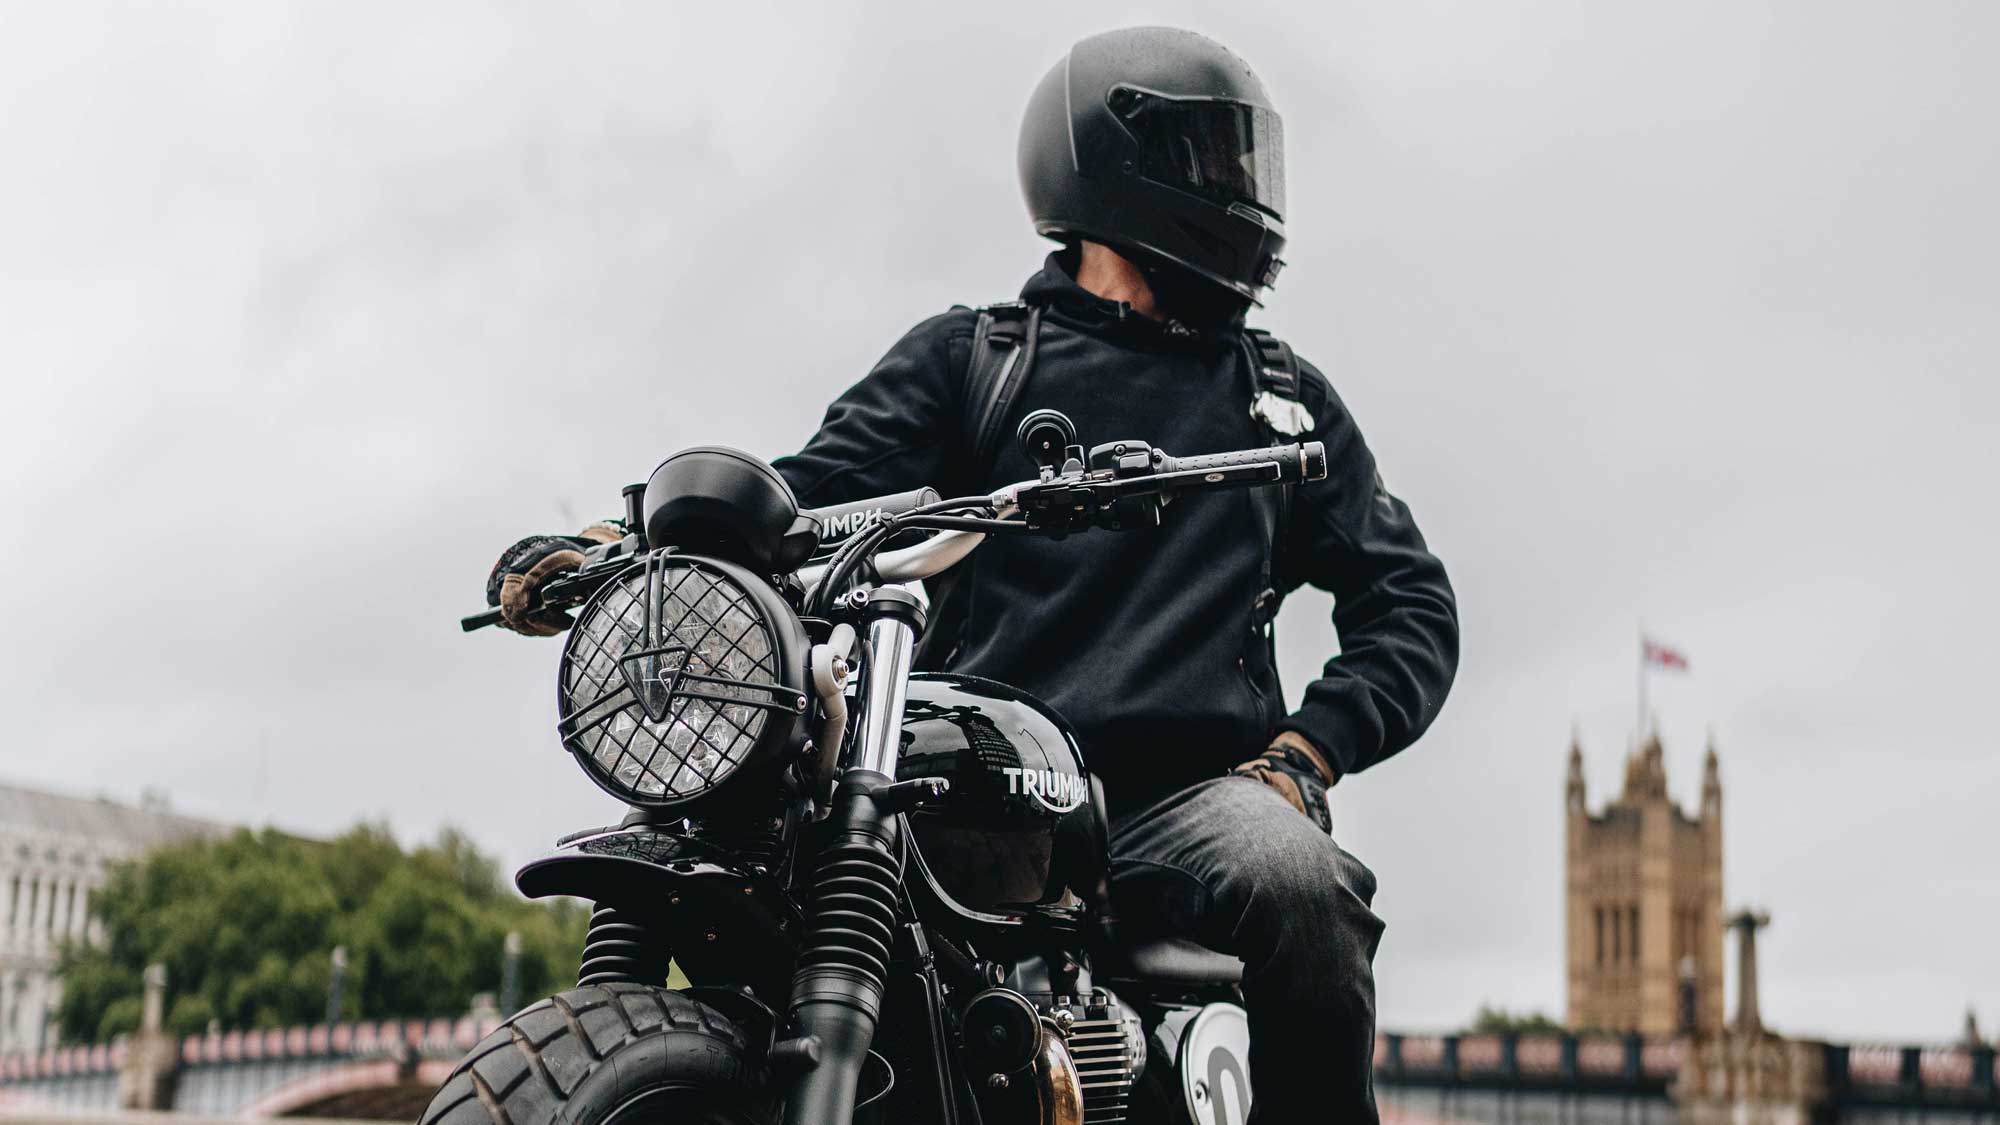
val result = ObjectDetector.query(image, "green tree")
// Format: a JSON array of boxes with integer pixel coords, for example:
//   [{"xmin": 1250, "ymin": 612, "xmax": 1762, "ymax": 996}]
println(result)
[
  {"xmin": 55, "ymin": 824, "xmax": 585, "ymax": 1043},
  {"xmin": 1468, "ymin": 1004, "xmax": 1567, "ymax": 1035}
]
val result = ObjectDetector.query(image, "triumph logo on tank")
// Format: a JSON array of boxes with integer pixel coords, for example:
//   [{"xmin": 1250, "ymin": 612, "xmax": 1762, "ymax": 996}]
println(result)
[{"xmin": 1001, "ymin": 766, "xmax": 1086, "ymax": 813}]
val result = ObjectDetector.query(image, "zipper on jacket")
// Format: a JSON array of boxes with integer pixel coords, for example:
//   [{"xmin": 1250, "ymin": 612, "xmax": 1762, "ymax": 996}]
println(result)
[{"xmin": 1239, "ymin": 654, "xmax": 1270, "ymax": 718}]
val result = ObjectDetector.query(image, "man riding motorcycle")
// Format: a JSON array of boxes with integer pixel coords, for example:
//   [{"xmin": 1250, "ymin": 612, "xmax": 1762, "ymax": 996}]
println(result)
[{"xmin": 488, "ymin": 27, "xmax": 1457, "ymax": 1122}]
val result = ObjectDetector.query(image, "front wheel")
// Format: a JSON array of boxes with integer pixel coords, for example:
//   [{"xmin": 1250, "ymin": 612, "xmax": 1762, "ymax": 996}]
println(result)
[{"xmin": 421, "ymin": 984, "xmax": 777, "ymax": 1125}]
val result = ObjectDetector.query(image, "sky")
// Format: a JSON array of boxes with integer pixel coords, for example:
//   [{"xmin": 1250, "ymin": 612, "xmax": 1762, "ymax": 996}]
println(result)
[{"xmin": 1, "ymin": 0, "xmax": 1995, "ymax": 1042}]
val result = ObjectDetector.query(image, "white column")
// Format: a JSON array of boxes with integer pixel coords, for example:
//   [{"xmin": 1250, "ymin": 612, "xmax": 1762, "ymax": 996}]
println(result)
[
  {"xmin": 48, "ymin": 878, "xmax": 66, "ymax": 944},
  {"xmin": 40, "ymin": 872, "xmax": 57, "ymax": 948},
  {"xmin": 43, "ymin": 875, "xmax": 59, "ymax": 948},
  {"xmin": 24, "ymin": 875, "xmax": 42, "ymax": 953},
  {"xmin": 0, "ymin": 867, "xmax": 14, "ymax": 950},
  {"xmin": 30, "ymin": 973, "xmax": 48, "ymax": 1050},
  {"xmin": 0, "ymin": 973, "xmax": 13, "ymax": 1053}
]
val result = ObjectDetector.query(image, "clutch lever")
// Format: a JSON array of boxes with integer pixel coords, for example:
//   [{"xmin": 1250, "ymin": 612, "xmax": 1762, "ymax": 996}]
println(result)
[{"xmin": 457, "ymin": 550, "xmax": 635, "ymax": 632}]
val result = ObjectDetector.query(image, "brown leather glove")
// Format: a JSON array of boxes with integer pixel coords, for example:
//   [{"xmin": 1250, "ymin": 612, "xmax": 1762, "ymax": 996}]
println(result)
[
  {"xmin": 485, "ymin": 523, "xmax": 622, "ymax": 637},
  {"xmin": 1232, "ymin": 730, "xmax": 1340, "ymax": 834}
]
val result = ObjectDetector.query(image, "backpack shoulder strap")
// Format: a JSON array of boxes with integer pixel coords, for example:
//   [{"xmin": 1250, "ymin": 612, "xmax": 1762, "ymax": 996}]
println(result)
[
  {"xmin": 1240, "ymin": 327, "xmax": 1309, "ymax": 630},
  {"xmin": 1244, "ymin": 327, "xmax": 1298, "ymax": 394},
  {"xmin": 1243, "ymin": 327, "xmax": 1314, "ymax": 438},
  {"xmin": 962, "ymin": 301, "xmax": 1043, "ymax": 470},
  {"xmin": 917, "ymin": 300, "xmax": 1041, "ymax": 674}
]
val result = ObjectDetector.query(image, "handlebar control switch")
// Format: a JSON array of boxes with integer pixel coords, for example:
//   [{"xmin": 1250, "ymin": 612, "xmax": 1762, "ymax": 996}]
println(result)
[
  {"xmin": 1087, "ymin": 440, "xmax": 1158, "ymax": 479},
  {"xmin": 1017, "ymin": 409, "xmax": 1079, "ymax": 475}
]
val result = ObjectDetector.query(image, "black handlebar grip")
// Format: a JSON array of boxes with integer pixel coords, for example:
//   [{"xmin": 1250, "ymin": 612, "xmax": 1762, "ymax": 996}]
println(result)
[
  {"xmin": 801, "ymin": 487, "xmax": 941, "ymax": 544},
  {"xmin": 463, "ymin": 580, "xmax": 556, "ymax": 632},
  {"xmin": 462, "ymin": 563, "xmax": 596, "ymax": 632},
  {"xmin": 461, "ymin": 607, "xmax": 505, "ymax": 632},
  {"xmin": 1299, "ymin": 441, "xmax": 1328, "ymax": 481},
  {"xmin": 1163, "ymin": 442, "xmax": 1328, "ymax": 484}
]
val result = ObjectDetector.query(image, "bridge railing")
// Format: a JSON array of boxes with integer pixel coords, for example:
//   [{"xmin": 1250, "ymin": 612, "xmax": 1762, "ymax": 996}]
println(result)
[
  {"xmin": 0, "ymin": 1015, "xmax": 504, "ymax": 1084},
  {"xmin": 1374, "ymin": 1031, "xmax": 1683, "ymax": 1092},
  {"xmin": 1, "ymin": 1017, "xmax": 508, "ymax": 1119},
  {"xmin": 11, "ymin": 1022, "xmax": 1999, "ymax": 1114},
  {"xmin": 1826, "ymin": 1041, "xmax": 1999, "ymax": 1109}
]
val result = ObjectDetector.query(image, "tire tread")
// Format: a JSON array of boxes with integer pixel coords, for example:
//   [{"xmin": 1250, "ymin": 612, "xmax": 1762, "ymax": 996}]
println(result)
[
  {"xmin": 469, "ymin": 1068, "xmax": 515, "ymax": 1125},
  {"xmin": 418, "ymin": 986, "xmax": 762, "ymax": 1125}
]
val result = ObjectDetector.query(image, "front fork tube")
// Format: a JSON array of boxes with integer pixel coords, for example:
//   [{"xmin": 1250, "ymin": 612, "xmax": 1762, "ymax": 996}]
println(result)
[{"xmin": 777, "ymin": 590, "xmax": 923, "ymax": 1125}]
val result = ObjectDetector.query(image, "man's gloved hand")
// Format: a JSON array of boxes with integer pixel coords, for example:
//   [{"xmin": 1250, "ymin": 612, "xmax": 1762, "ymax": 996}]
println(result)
[
  {"xmin": 1232, "ymin": 730, "xmax": 1341, "ymax": 834},
  {"xmin": 484, "ymin": 523, "xmax": 623, "ymax": 637}
]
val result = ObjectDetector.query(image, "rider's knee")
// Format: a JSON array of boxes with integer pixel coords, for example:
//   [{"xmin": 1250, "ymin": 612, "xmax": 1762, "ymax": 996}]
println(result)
[{"xmin": 1225, "ymin": 808, "xmax": 1380, "ymax": 939}]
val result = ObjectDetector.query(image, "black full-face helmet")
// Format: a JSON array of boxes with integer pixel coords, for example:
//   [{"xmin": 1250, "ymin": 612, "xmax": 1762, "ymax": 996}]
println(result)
[{"xmin": 1019, "ymin": 27, "xmax": 1288, "ymax": 305}]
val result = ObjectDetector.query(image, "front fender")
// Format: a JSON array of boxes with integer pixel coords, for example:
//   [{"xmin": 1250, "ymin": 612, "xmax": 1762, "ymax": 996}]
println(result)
[{"xmin": 517, "ymin": 826, "xmax": 802, "ymax": 983}]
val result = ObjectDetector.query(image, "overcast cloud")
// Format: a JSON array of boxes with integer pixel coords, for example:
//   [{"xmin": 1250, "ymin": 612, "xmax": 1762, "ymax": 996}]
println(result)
[{"xmin": 1, "ymin": 0, "xmax": 1994, "ymax": 1042}]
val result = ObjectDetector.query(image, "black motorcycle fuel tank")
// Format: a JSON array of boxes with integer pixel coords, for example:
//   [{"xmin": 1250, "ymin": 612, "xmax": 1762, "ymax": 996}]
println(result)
[{"xmin": 896, "ymin": 674, "xmax": 1109, "ymax": 935}]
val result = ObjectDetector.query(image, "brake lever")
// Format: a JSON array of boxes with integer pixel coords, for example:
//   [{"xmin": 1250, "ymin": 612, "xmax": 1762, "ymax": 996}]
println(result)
[
  {"xmin": 1100, "ymin": 461, "xmax": 1283, "ymax": 495},
  {"xmin": 1012, "ymin": 460, "xmax": 1285, "ymax": 535}
]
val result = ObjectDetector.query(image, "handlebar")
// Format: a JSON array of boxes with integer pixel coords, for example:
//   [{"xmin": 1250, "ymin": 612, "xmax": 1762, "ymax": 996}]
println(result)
[
  {"xmin": 1157, "ymin": 441, "xmax": 1327, "ymax": 483},
  {"xmin": 458, "ymin": 569, "xmax": 595, "ymax": 632},
  {"xmin": 459, "ymin": 539, "xmax": 632, "ymax": 632},
  {"xmin": 460, "ymin": 606, "xmax": 507, "ymax": 632},
  {"xmin": 1001, "ymin": 438, "xmax": 1326, "ymax": 536},
  {"xmin": 463, "ymin": 436, "xmax": 1325, "ymax": 630},
  {"xmin": 800, "ymin": 487, "xmax": 939, "ymax": 558}
]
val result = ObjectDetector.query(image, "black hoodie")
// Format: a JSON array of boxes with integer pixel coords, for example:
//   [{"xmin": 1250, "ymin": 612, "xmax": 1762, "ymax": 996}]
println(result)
[{"xmin": 773, "ymin": 254, "xmax": 1458, "ymax": 819}]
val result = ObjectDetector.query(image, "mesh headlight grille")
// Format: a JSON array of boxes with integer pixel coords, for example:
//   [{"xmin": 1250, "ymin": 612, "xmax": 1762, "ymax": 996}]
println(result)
[{"xmin": 557, "ymin": 554, "xmax": 801, "ymax": 806}]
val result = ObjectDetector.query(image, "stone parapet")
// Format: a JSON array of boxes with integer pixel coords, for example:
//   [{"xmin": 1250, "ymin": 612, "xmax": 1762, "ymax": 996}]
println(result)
[{"xmin": 1674, "ymin": 1031, "xmax": 1828, "ymax": 1124}]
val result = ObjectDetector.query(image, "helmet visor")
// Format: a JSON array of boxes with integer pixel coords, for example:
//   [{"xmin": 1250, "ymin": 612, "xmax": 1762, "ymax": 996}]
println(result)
[{"xmin": 1115, "ymin": 89, "xmax": 1286, "ymax": 216}]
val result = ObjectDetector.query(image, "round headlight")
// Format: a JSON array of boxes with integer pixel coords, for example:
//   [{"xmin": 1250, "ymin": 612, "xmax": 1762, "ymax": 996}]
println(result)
[{"xmin": 556, "ymin": 553, "xmax": 806, "ymax": 809}]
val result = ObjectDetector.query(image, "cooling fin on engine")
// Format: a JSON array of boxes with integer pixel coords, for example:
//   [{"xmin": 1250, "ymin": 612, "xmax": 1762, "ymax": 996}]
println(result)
[{"xmin": 1042, "ymin": 990, "xmax": 1141, "ymax": 1124}]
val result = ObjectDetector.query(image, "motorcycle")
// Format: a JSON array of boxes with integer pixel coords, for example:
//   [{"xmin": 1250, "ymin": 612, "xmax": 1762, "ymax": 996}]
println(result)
[{"xmin": 428, "ymin": 409, "xmax": 1326, "ymax": 1125}]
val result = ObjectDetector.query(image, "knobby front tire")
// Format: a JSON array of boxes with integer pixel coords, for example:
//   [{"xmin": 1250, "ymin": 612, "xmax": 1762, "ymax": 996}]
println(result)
[{"xmin": 420, "ymin": 983, "xmax": 778, "ymax": 1125}]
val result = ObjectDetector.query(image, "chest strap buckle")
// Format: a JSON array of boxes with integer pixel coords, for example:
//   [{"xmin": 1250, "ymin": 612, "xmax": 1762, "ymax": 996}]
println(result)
[{"xmin": 1250, "ymin": 389, "xmax": 1314, "ymax": 437}]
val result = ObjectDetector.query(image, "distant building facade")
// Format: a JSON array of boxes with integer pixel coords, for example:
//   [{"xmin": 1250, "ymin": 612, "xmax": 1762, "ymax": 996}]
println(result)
[
  {"xmin": 0, "ymin": 783, "xmax": 223, "ymax": 1052},
  {"xmin": 1565, "ymin": 733, "xmax": 1724, "ymax": 1035}
]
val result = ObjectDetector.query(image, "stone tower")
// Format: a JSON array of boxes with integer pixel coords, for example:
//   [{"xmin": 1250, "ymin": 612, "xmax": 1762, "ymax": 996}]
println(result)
[{"xmin": 1565, "ymin": 730, "xmax": 1725, "ymax": 1034}]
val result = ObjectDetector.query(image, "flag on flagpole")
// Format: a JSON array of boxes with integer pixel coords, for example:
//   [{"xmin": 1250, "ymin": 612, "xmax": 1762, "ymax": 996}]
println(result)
[{"xmin": 1643, "ymin": 638, "xmax": 1690, "ymax": 672}]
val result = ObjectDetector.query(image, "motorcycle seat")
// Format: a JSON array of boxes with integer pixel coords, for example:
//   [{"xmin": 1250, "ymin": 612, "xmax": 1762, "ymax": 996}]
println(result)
[{"xmin": 1096, "ymin": 936, "xmax": 1245, "ymax": 985}]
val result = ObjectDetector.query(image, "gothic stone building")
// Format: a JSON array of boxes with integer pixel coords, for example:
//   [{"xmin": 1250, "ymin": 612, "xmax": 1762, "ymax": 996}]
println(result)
[
  {"xmin": 0, "ymin": 782, "xmax": 223, "ymax": 1052},
  {"xmin": 1565, "ymin": 733, "xmax": 1724, "ymax": 1035}
]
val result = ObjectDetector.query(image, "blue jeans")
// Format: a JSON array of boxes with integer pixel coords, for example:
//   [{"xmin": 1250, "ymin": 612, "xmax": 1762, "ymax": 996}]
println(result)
[{"xmin": 1109, "ymin": 775, "xmax": 1385, "ymax": 1124}]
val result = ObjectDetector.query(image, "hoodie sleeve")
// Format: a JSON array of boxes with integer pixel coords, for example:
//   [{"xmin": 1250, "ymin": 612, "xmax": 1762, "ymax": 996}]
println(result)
[
  {"xmin": 770, "ymin": 309, "xmax": 976, "ymax": 507},
  {"xmin": 1272, "ymin": 359, "xmax": 1459, "ymax": 776}
]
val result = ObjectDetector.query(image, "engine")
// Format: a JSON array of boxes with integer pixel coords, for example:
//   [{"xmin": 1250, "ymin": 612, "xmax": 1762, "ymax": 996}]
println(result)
[
  {"xmin": 1045, "ymin": 989, "xmax": 1145, "ymax": 1123},
  {"xmin": 961, "ymin": 980, "xmax": 1144, "ymax": 1125}
]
